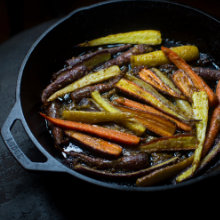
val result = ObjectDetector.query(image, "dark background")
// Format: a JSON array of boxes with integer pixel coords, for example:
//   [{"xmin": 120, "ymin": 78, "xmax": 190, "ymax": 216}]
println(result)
[
  {"xmin": 1, "ymin": 0, "xmax": 220, "ymax": 44},
  {"xmin": 0, "ymin": 0, "xmax": 220, "ymax": 218}
]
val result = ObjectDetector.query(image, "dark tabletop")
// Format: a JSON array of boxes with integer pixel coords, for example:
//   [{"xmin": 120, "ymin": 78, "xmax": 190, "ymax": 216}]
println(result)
[{"xmin": 1, "ymin": 5, "xmax": 220, "ymax": 219}]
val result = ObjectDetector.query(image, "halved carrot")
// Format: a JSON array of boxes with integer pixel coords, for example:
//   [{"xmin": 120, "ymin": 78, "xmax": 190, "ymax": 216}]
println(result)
[
  {"xmin": 115, "ymin": 78, "xmax": 186, "ymax": 121},
  {"xmin": 113, "ymin": 104, "xmax": 176, "ymax": 137},
  {"xmin": 139, "ymin": 134, "xmax": 197, "ymax": 153},
  {"xmin": 136, "ymin": 156, "xmax": 193, "ymax": 187},
  {"xmin": 65, "ymin": 131, "xmax": 122, "ymax": 157},
  {"xmin": 172, "ymin": 69, "xmax": 198, "ymax": 102},
  {"xmin": 176, "ymin": 91, "xmax": 209, "ymax": 182},
  {"xmin": 217, "ymin": 80, "xmax": 220, "ymax": 104},
  {"xmin": 161, "ymin": 46, "xmax": 217, "ymax": 106},
  {"xmin": 40, "ymin": 113, "xmax": 140, "ymax": 145},
  {"xmin": 139, "ymin": 68, "xmax": 185, "ymax": 99},
  {"xmin": 113, "ymin": 97, "xmax": 192, "ymax": 131},
  {"xmin": 202, "ymin": 106, "xmax": 220, "ymax": 157}
]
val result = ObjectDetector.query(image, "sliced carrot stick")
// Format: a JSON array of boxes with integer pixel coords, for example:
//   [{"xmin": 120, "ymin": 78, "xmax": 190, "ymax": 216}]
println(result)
[
  {"xmin": 113, "ymin": 97, "xmax": 192, "ymax": 131},
  {"xmin": 115, "ymin": 78, "xmax": 186, "ymax": 121},
  {"xmin": 113, "ymin": 104, "xmax": 176, "ymax": 137},
  {"xmin": 202, "ymin": 106, "xmax": 220, "ymax": 157},
  {"xmin": 172, "ymin": 69, "xmax": 198, "ymax": 101},
  {"xmin": 161, "ymin": 46, "xmax": 217, "ymax": 106},
  {"xmin": 65, "ymin": 131, "xmax": 122, "ymax": 157},
  {"xmin": 217, "ymin": 80, "xmax": 220, "ymax": 104},
  {"xmin": 40, "ymin": 113, "xmax": 140, "ymax": 145},
  {"xmin": 139, "ymin": 68, "xmax": 185, "ymax": 99}
]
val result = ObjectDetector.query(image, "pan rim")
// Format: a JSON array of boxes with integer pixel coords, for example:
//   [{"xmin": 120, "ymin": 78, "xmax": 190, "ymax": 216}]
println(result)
[{"xmin": 15, "ymin": 0, "xmax": 220, "ymax": 191}]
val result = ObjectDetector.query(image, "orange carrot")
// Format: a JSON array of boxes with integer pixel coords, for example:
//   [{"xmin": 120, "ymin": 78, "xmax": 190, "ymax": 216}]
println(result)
[
  {"xmin": 113, "ymin": 97, "xmax": 192, "ymax": 131},
  {"xmin": 139, "ymin": 68, "xmax": 185, "ymax": 99},
  {"xmin": 40, "ymin": 113, "xmax": 140, "ymax": 145},
  {"xmin": 217, "ymin": 80, "xmax": 220, "ymax": 104},
  {"xmin": 202, "ymin": 106, "xmax": 220, "ymax": 157},
  {"xmin": 161, "ymin": 46, "xmax": 217, "ymax": 106},
  {"xmin": 172, "ymin": 69, "xmax": 198, "ymax": 102},
  {"xmin": 113, "ymin": 104, "xmax": 176, "ymax": 137},
  {"xmin": 65, "ymin": 131, "xmax": 122, "ymax": 157}
]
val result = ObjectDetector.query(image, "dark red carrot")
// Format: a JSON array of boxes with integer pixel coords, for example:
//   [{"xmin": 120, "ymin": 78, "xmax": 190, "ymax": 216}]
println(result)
[
  {"xmin": 40, "ymin": 113, "xmax": 140, "ymax": 145},
  {"xmin": 161, "ymin": 46, "xmax": 217, "ymax": 106},
  {"xmin": 202, "ymin": 106, "xmax": 220, "ymax": 157}
]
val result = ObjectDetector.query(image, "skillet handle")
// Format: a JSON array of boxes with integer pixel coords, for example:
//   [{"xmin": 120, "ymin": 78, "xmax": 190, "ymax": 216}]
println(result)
[{"xmin": 1, "ymin": 102, "xmax": 66, "ymax": 172}]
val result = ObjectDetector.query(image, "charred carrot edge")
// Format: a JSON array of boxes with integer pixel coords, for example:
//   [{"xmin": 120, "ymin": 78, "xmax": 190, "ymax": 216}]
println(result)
[
  {"xmin": 139, "ymin": 68, "xmax": 185, "ymax": 99},
  {"xmin": 199, "ymin": 140, "xmax": 220, "ymax": 172},
  {"xmin": 172, "ymin": 70, "xmax": 197, "ymax": 102},
  {"xmin": 115, "ymin": 78, "xmax": 187, "ymax": 121},
  {"xmin": 136, "ymin": 156, "xmax": 193, "ymax": 187},
  {"xmin": 139, "ymin": 134, "xmax": 197, "ymax": 153},
  {"xmin": 113, "ymin": 104, "xmax": 176, "ymax": 137},
  {"xmin": 65, "ymin": 131, "xmax": 122, "ymax": 157},
  {"xmin": 161, "ymin": 46, "xmax": 217, "ymax": 106},
  {"xmin": 202, "ymin": 106, "xmax": 220, "ymax": 157},
  {"xmin": 40, "ymin": 113, "xmax": 140, "ymax": 145},
  {"xmin": 217, "ymin": 80, "xmax": 220, "ymax": 104},
  {"xmin": 114, "ymin": 97, "xmax": 192, "ymax": 131}
]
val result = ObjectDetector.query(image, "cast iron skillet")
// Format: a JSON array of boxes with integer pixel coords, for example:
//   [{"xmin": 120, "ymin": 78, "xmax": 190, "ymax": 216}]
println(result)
[{"xmin": 2, "ymin": 0, "xmax": 220, "ymax": 191}]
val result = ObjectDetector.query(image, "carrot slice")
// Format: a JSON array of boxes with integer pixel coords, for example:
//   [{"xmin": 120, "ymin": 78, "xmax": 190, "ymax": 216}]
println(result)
[
  {"xmin": 136, "ymin": 156, "xmax": 193, "ymax": 187},
  {"xmin": 176, "ymin": 91, "xmax": 209, "ymax": 182},
  {"xmin": 161, "ymin": 46, "xmax": 217, "ymax": 106},
  {"xmin": 114, "ymin": 97, "xmax": 192, "ymax": 131},
  {"xmin": 115, "ymin": 78, "xmax": 186, "ymax": 121},
  {"xmin": 202, "ymin": 106, "xmax": 220, "ymax": 157},
  {"xmin": 139, "ymin": 134, "xmax": 197, "ymax": 153},
  {"xmin": 65, "ymin": 131, "xmax": 122, "ymax": 157},
  {"xmin": 113, "ymin": 104, "xmax": 176, "ymax": 137},
  {"xmin": 139, "ymin": 68, "xmax": 185, "ymax": 99},
  {"xmin": 40, "ymin": 113, "xmax": 140, "ymax": 145},
  {"xmin": 172, "ymin": 69, "xmax": 198, "ymax": 101}
]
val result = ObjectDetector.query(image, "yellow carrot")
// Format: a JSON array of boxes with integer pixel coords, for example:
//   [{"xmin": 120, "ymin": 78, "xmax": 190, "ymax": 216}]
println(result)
[
  {"xmin": 78, "ymin": 30, "xmax": 162, "ymax": 46},
  {"xmin": 48, "ymin": 65, "xmax": 121, "ymax": 102},
  {"xmin": 176, "ymin": 91, "xmax": 209, "ymax": 182}
]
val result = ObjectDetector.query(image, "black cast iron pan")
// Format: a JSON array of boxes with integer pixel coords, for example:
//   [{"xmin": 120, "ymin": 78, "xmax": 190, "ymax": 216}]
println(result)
[{"xmin": 2, "ymin": 0, "xmax": 220, "ymax": 191}]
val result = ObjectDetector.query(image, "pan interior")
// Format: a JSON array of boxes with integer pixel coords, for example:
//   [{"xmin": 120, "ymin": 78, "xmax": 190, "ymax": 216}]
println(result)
[{"xmin": 18, "ymin": 0, "xmax": 220, "ymax": 188}]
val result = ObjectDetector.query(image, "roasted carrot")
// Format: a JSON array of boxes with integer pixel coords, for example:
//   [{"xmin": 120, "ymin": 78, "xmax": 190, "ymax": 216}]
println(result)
[
  {"xmin": 115, "ymin": 78, "xmax": 187, "ymax": 121},
  {"xmin": 78, "ymin": 30, "xmax": 162, "ymax": 46},
  {"xmin": 113, "ymin": 97, "xmax": 192, "ymax": 131},
  {"xmin": 139, "ymin": 68, "xmax": 185, "ymax": 99},
  {"xmin": 175, "ymin": 99, "xmax": 193, "ymax": 119},
  {"xmin": 199, "ymin": 140, "xmax": 220, "ymax": 172},
  {"xmin": 202, "ymin": 106, "xmax": 220, "ymax": 157},
  {"xmin": 217, "ymin": 80, "xmax": 220, "ymax": 104},
  {"xmin": 136, "ymin": 156, "xmax": 193, "ymax": 187},
  {"xmin": 113, "ymin": 104, "xmax": 176, "ymax": 137},
  {"xmin": 161, "ymin": 46, "xmax": 217, "ymax": 106},
  {"xmin": 176, "ymin": 91, "xmax": 209, "ymax": 182},
  {"xmin": 40, "ymin": 113, "xmax": 140, "ymax": 145},
  {"xmin": 65, "ymin": 131, "xmax": 122, "ymax": 157},
  {"xmin": 131, "ymin": 45, "xmax": 199, "ymax": 67},
  {"xmin": 172, "ymin": 69, "xmax": 198, "ymax": 101},
  {"xmin": 91, "ymin": 90, "xmax": 146, "ymax": 135},
  {"xmin": 139, "ymin": 134, "xmax": 197, "ymax": 153}
]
